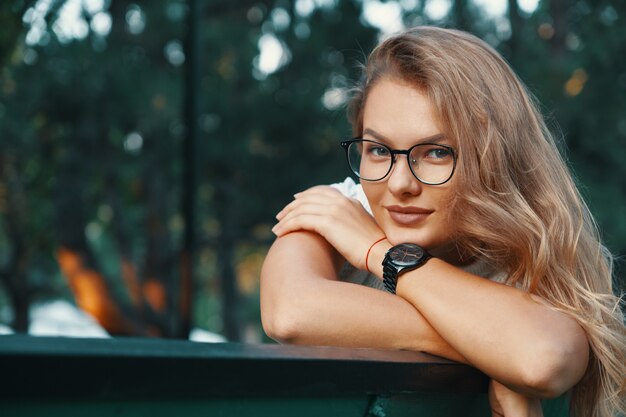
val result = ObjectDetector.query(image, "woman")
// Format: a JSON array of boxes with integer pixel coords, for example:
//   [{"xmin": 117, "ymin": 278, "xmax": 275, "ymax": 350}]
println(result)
[{"xmin": 260, "ymin": 27, "xmax": 625, "ymax": 417}]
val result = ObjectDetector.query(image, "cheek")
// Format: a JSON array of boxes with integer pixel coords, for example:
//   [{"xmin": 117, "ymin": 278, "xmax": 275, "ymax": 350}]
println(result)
[
  {"xmin": 432, "ymin": 181, "xmax": 457, "ymax": 211},
  {"xmin": 361, "ymin": 182, "xmax": 381, "ymax": 207},
  {"xmin": 434, "ymin": 190, "xmax": 453, "ymax": 213},
  {"xmin": 432, "ymin": 190, "xmax": 458, "ymax": 238},
  {"xmin": 361, "ymin": 183, "xmax": 387, "ymax": 225}
]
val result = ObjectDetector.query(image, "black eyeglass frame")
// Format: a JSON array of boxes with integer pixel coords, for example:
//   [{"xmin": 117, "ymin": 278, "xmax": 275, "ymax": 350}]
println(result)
[{"xmin": 340, "ymin": 138, "xmax": 457, "ymax": 185}]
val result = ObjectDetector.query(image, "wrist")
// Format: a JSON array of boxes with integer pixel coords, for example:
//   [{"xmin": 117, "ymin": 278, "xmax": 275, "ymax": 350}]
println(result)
[
  {"xmin": 368, "ymin": 240, "xmax": 393, "ymax": 279},
  {"xmin": 365, "ymin": 237, "xmax": 387, "ymax": 273}
]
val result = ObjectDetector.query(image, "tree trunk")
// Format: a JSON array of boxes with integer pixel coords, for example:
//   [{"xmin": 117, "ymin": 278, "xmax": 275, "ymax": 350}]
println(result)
[
  {"xmin": 507, "ymin": 0, "xmax": 523, "ymax": 66},
  {"xmin": 179, "ymin": 0, "xmax": 200, "ymax": 339},
  {"xmin": 549, "ymin": 0, "xmax": 569, "ymax": 59},
  {"xmin": 0, "ymin": 155, "xmax": 30, "ymax": 332},
  {"xmin": 215, "ymin": 183, "xmax": 240, "ymax": 342},
  {"xmin": 453, "ymin": 0, "xmax": 469, "ymax": 31}
]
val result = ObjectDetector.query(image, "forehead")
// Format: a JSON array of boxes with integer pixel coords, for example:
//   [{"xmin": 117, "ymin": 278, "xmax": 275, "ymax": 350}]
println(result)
[{"xmin": 362, "ymin": 78, "xmax": 449, "ymax": 147}]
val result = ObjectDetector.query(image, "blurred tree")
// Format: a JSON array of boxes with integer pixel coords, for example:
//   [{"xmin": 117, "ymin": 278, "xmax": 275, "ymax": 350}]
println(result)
[
  {"xmin": 510, "ymin": 0, "xmax": 626, "ymax": 278},
  {"xmin": 1, "ymin": 0, "xmax": 188, "ymax": 336},
  {"xmin": 0, "ymin": 2, "xmax": 29, "ymax": 69},
  {"xmin": 0, "ymin": 0, "xmax": 623, "ymax": 339},
  {"xmin": 193, "ymin": 0, "xmax": 378, "ymax": 340}
]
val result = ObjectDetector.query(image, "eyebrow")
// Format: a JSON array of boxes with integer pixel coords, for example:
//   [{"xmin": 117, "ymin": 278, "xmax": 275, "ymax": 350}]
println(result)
[{"xmin": 362, "ymin": 128, "xmax": 447, "ymax": 146}]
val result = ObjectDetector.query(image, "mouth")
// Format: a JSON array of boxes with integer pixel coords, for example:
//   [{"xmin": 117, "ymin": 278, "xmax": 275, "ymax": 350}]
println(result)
[{"xmin": 385, "ymin": 205, "xmax": 433, "ymax": 226}]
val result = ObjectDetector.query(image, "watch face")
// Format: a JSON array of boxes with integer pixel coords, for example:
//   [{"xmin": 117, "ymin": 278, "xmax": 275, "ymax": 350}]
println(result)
[{"xmin": 389, "ymin": 243, "xmax": 425, "ymax": 267}]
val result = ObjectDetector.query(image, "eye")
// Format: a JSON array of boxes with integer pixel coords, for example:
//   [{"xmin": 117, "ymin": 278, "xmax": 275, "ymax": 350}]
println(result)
[
  {"xmin": 371, "ymin": 146, "xmax": 390, "ymax": 157},
  {"xmin": 410, "ymin": 145, "xmax": 454, "ymax": 165},
  {"xmin": 364, "ymin": 142, "xmax": 391, "ymax": 158},
  {"xmin": 426, "ymin": 147, "xmax": 452, "ymax": 159}
]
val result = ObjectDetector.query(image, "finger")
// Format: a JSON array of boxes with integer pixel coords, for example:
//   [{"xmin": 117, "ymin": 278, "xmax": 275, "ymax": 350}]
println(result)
[
  {"xmin": 294, "ymin": 186, "xmax": 343, "ymax": 200},
  {"xmin": 277, "ymin": 192, "xmax": 347, "ymax": 220},
  {"xmin": 275, "ymin": 201, "xmax": 333, "ymax": 229},
  {"xmin": 297, "ymin": 189, "xmax": 369, "ymax": 217},
  {"xmin": 272, "ymin": 213, "xmax": 327, "ymax": 237},
  {"xmin": 277, "ymin": 198, "xmax": 324, "ymax": 220}
]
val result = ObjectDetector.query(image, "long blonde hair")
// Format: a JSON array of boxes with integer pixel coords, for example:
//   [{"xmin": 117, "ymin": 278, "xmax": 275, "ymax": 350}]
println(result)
[{"xmin": 349, "ymin": 26, "xmax": 626, "ymax": 417}]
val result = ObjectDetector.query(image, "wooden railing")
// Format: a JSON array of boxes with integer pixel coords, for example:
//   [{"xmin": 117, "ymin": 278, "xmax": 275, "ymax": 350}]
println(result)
[{"xmin": 0, "ymin": 335, "xmax": 568, "ymax": 416}]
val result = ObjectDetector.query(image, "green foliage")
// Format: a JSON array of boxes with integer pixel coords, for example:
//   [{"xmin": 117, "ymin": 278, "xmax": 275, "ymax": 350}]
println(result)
[
  {"xmin": 508, "ymin": 1, "xmax": 626, "ymax": 283},
  {"xmin": 0, "ymin": 0, "xmax": 624, "ymax": 337}
]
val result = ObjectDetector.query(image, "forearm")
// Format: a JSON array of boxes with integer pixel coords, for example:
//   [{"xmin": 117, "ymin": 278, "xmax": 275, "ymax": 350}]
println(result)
[
  {"xmin": 391, "ymin": 258, "xmax": 588, "ymax": 397},
  {"xmin": 260, "ymin": 233, "xmax": 466, "ymax": 362},
  {"xmin": 270, "ymin": 277, "xmax": 466, "ymax": 362}
]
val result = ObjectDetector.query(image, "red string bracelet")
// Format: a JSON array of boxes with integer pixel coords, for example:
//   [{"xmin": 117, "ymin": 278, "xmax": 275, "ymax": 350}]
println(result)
[{"xmin": 365, "ymin": 237, "xmax": 387, "ymax": 273}]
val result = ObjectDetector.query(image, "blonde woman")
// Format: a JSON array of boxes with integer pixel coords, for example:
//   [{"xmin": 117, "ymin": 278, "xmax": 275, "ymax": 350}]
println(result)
[{"xmin": 261, "ymin": 27, "xmax": 626, "ymax": 417}]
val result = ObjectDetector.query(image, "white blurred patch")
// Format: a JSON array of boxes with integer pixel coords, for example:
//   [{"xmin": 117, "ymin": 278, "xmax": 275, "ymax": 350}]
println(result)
[
  {"xmin": 189, "ymin": 328, "xmax": 227, "ymax": 343},
  {"xmin": 271, "ymin": 7, "xmax": 291, "ymax": 31},
  {"xmin": 295, "ymin": 0, "xmax": 315, "ymax": 17},
  {"xmin": 164, "ymin": 40, "xmax": 185, "ymax": 66},
  {"xmin": 362, "ymin": 0, "xmax": 404, "ymax": 34},
  {"xmin": 474, "ymin": 0, "xmax": 506, "ymax": 16},
  {"xmin": 0, "ymin": 324, "xmax": 14, "ymax": 335},
  {"xmin": 24, "ymin": 0, "xmax": 109, "ymax": 45},
  {"xmin": 322, "ymin": 87, "xmax": 347, "ymax": 110},
  {"xmin": 124, "ymin": 131, "xmax": 144, "ymax": 154},
  {"xmin": 425, "ymin": 0, "xmax": 452, "ymax": 20},
  {"xmin": 126, "ymin": 4, "xmax": 146, "ymax": 35},
  {"xmin": 518, "ymin": 0, "xmax": 539, "ymax": 14},
  {"xmin": 28, "ymin": 300, "xmax": 110, "ymax": 338},
  {"xmin": 83, "ymin": 0, "xmax": 105, "ymax": 16},
  {"xmin": 255, "ymin": 34, "xmax": 291, "ymax": 77},
  {"xmin": 91, "ymin": 12, "xmax": 112, "ymax": 36}
]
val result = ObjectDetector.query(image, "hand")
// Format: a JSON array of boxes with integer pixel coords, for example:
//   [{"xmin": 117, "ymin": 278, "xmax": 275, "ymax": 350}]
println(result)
[
  {"xmin": 488, "ymin": 379, "xmax": 543, "ymax": 417},
  {"xmin": 272, "ymin": 186, "xmax": 385, "ymax": 271}
]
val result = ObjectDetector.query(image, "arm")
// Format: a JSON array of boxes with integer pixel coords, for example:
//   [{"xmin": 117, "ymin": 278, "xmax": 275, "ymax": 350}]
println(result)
[
  {"xmin": 366, "ymin": 242, "xmax": 589, "ymax": 398},
  {"xmin": 261, "ymin": 231, "xmax": 546, "ymax": 415},
  {"xmin": 260, "ymin": 231, "xmax": 467, "ymax": 362}
]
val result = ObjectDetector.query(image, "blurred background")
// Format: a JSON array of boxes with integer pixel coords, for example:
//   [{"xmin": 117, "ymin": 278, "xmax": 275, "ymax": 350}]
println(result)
[{"xmin": 0, "ymin": 0, "xmax": 624, "ymax": 342}]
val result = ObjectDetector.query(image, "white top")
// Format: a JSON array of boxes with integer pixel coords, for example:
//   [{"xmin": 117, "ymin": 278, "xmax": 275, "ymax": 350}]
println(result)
[{"xmin": 330, "ymin": 177, "xmax": 507, "ymax": 291}]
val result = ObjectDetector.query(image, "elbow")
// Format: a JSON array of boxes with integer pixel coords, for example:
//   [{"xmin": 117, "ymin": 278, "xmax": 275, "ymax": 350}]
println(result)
[
  {"xmin": 260, "ymin": 288, "xmax": 306, "ymax": 344},
  {"xmin": 519, "ymin": 339, "xmax": 589, "ymax": 398},
  {"xmin": 261, "ymin": 311, "xmax": 302, "ymax": 344},
  {"xmin": 520, "ymin": 361, "xmax": 568, "ymax": 398},
  {"xmin": 259, "ymin": 274, "xmax": 302, "ymax": 344}
]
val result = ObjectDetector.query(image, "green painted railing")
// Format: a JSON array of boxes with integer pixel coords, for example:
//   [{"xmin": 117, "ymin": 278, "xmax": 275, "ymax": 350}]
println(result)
[{"xmin": 0, "ymin": 335, "xmax": 568, "ymax": 416}]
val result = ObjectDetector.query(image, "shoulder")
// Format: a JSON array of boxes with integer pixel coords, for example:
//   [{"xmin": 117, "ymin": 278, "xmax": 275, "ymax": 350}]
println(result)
[
  {"xmin": 329, "ymin": 177, "xmax": 372, "ymax": 215},
  {"xmin": 264, "ymin": 231, "xmax": 344, "ymax": 278}
]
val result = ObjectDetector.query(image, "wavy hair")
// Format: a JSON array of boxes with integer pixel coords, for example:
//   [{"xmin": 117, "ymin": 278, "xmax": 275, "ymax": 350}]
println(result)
[{"xmin": 348, "ymin": 26, "xmax": 626, "ymax": 417}]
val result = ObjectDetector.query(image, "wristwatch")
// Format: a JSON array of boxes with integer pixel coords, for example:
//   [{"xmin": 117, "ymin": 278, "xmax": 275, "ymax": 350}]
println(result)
[{"xmin": 382, "ymin": 243, "xmax": 431, "ymax": 294}]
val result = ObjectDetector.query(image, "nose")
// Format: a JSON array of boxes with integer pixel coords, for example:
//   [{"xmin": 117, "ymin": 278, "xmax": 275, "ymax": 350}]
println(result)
[{"xmin": 386, "ymin": 155, "xmax": 422, "ymax": 197}]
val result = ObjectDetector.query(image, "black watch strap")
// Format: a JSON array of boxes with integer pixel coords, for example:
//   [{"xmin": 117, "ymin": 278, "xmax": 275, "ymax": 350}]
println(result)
[{"xmin": 382, "ymin": 264, "xmax": 400, "ymax": 294}]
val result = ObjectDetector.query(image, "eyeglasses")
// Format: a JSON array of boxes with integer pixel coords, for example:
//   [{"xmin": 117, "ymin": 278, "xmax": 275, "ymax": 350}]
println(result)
[{"xmin": 340, "ymin": 138, "xmax": 457, "ymax": 185}]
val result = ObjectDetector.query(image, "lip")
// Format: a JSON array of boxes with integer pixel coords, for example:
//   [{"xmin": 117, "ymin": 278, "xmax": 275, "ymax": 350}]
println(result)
[{"xmin": 385, "ymin": 205, "xmax": 433, "ymax": 226}]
